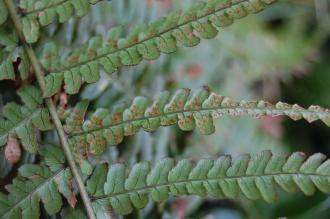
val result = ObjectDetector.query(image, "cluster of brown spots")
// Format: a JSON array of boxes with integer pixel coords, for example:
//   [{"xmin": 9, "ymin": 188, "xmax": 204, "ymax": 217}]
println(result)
[
  {"xmin": 142, "ymin": 119, "xmax": 160, "ymax": 132},
  {"xmin": 111, "ymin": 112, "xmax": 123, "ymax": 124},
  {"xmin": 174, "ymin": 30, "xmax": 184, "ymax": 40},
  {"xmin": 114, "ymin": 128, "xmax": 123, "ymax": 144},
  {"xmin": 146, "ymin": 103, "xmax": 162, "ymax": 116},
  {"xmin": 204, "ymin": 93, "xmax": 225, "ymax": 108},
  {"xmin": 130, "ymin": 106, "xmax": 145, "ymax": 118},
  {"xmin": 106, "ymin": 39, "xmax": 117, "ymax": 49},
  {"xmin": 105, "ymin": 129, "xmax": 116, "ymax": 145},
  {"xmin": 194, "ymin": 114, "xmax": 215, "ymax": 135},
  {"xmin": 105, "ymin": 127, "xmax": 123, "ymax": 145},
  {"xmin": 244, "ymin": 1, "xmax": 263, "ymax": 12},
  {"xmin": 161, "ymin": 115, "xmax": 178, "ymax": 126},
  {"xmin": 158, "ymin": 38, "xmax": 167, "ymax": 50},
  {"xmin": 167, "ymin": 99, "xmax": 184, "ymax": 112},
  {"xmin": 70, "ymin": 139, "xmax": 80, "ymax": 161},
  {"xmin": 212, "ymin": 11, "xmax": 233, "ymax": 27},
  {"xmin": 216, "ymin": 1, "xmax": 232, "ymax": 11},
  {"xmin": 67, "ymin": 110, "xmax": 85, "ymax": 133},
  {"xmin": 193, "ymin": 23, "xmax": 204, "ymax": 34},
  {"xmin": 156, "ymin": 34, "xmax": 177, "ymax": 53},
  {"xmin": 87, "ymin": 48, "xmax": 98, "ymax": 58},
  {"xmin": 178, "ymin": 115, "xmax": 195, "ymax": 130},
  {"xmin": 232, "ymin": 5, "xmax": 248, "ymax": 18},
  {"xmin": 89, "ymin": 117, "xmax": 103, "ymax": 129},
  {"xmin": 77, "ymin": 137, "xmax": 89, "ymax": 159},
  {"xmin": 124, "ymin": 123, "xmax": 139, "ymax": 136},
  {"xmin": 88, "ymin": 132, "xmax": 106, "ymax": 155},
  {"xmin": 221, "ymin": 98, "xmax": 239, "ymax": 107},
  {"xmin": 185, "ymin": 98, "xmax": 203, "ymax": 110},
  {"xmin": 68, "ymin": 55, "xmax": 79, "ymax": 64}
]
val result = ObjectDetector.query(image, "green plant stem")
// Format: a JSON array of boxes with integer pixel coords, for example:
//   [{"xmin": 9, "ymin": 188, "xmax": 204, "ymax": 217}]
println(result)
[{"xmin": 3, "ymin": 1, "xmax": 97, "ymax": 218}]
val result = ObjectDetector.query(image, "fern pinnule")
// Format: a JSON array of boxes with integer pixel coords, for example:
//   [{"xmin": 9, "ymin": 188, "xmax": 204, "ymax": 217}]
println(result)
[
  {"xmin": 88, "ymin": 150, "xmax": 330, "ymax": 215},
  {"xmin": 65, "ymin": 86, "xmax": 330, "ymax": 158},
  {"xmin": 42, "ymin": 0, "xmax": 278, "ymax": 97}
]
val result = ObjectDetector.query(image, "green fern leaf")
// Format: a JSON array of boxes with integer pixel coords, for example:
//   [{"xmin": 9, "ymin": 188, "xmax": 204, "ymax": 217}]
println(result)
[
  {"xmin": 0, "ymin": 57, "xmax": 15, "ymax": 80},
  {"xmin": 19, "ymin": 0, "xmax": 100, "ymax": 43},
  {"xmin": 66, "ymin": 86, "xmax": 330, "ymax": 157},
  {"xmin": 21, "ymin": 15, "xmax": 40, "ymax": 44},
  {"xmin": 0, "ymin": 46, "xmax": 30, "ymax": 81},
  {"xmin": 42, "ymin": 0, "xmax": 278, "ymax": 97},
  {"xmin": 0, "ymin": 85, "xmax": 53, "ymax": 153},
  {"xmin": 0, "ymin": 0, "xmax": 8, "ymax": 25},
  {"xmin": 89, "ymin": 151, "xmax": 330, "ymax": 215},
  {"xmin": 0, "ymin": 23, "xmax": 18, "ymax": 43},
  {"xmin": 0, "ymin": 145, "xmax": 75, "ymax": 219}
]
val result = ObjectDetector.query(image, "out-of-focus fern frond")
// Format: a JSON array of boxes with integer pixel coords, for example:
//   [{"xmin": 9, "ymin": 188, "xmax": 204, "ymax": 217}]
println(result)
[
  {"xmin": 42, "ymin": 0, "xmax": 278, "ymax": 97},
  {"xmin": 19, "ymin": 0, "xmax": 102, "ymax": 43}
]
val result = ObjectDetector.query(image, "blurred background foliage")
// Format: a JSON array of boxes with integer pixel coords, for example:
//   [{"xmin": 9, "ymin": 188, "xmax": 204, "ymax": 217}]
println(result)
[{"xmin": 1, "ymin": 0, "xmax": 330, "ymax": 218}]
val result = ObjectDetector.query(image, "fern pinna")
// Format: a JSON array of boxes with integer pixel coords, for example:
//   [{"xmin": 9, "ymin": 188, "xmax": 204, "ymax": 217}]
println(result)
[
  {"xmin": 65, "ymin": 86, "xmax": 330, "ymax": 171},
  {"xmin": 0, "ymin": 0, "xmax": 329, "ymax": 218},
  {"xmin": 89, "ymin": 151, "xmax": 330, "ymax": 215},
  {"xmin": 41, "ymin": 0, "xmax": 277, "ymax": 97}
]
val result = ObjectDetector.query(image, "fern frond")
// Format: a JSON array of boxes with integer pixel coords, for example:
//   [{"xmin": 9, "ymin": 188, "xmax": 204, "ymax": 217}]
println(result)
[
  {"xmin": 88, "ymin": 151, "xmax": 330, "ymax": 215},
  {"xmin": 19, "ymin": 0, "xmax": 100, "ymax": 43},
  {"xmin": 0, "ymin": 145, "xmax": 75, "ymax": 219},
  {"xmin": 43, "ymin": 0, "xmax": 278, "ymax": 97},
  {"xmin": 65, "ymin": 86, "xmax": 330, "ymax": 157},
  {"xmin": 0, "ymin": 85, "xmax": 53, "ymax": 153}
]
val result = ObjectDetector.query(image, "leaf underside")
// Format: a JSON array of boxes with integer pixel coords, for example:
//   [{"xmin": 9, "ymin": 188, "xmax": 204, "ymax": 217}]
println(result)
[
  {"xmin": 88, "ymin": 151, "xmax": 330, "ymax": 215},
  {"xmin": 65, "ymin": 86, "xmax": 330, "ymax": 159}
]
